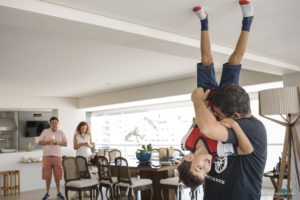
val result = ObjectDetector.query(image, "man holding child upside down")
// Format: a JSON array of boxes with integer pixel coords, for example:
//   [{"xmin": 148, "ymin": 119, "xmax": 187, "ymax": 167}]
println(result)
[{"xmin": 179, "ymin": 1, "xmax": 267, "ymax": 199}]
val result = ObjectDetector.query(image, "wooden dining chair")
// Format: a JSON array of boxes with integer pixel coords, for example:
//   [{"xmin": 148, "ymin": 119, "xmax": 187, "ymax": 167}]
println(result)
[
  {"xmin": 76, "ymin": 156, "xmax": 92, "ymax": 179},
  {"xmin": 173, "ymin": 149, "xmax": 184, "ymax": 158},
  {"xmin": 114, "ymin": 157, "xmax": 153, "ymax": 200},
  {"xmin": 77, "ymin": 156, "xmax": 100, "ymax": 198},
  {"xmin": 99, "ymin": 149, "xmax": 110, "ymax": 161},
  {"xmin": 158, "ymin": 147, "xmax": 177, "ymax": 161},
  {"xmin": 160, "ymin": 176, "xmax": 185, "ymax": 200},
  {"xmin": 62, "ymin": 157, "xmax": 99, "ymax": 200},
  {"xmin": 160, "ymin": 176, "xmax": 200, "ymax": 200},
  {"xmin": 96, "ymin": 156, "xmax": 118, "ymax": 200},
  {"xmin": 159, "ymin": 148, "xmax": 169, "ymax": 160},
  {"xmin": 108, "ymin": 149, "xmax": 121, "ymax": 163}
]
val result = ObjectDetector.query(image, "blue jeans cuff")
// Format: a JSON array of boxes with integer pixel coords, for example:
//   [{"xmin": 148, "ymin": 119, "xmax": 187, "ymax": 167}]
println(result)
[{"xmin": 197, "ymin": 63, "xmax": 218, "ymax": 90}]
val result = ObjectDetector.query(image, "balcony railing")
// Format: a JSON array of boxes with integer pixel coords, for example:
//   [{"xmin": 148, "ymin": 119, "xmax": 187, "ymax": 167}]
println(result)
[{"xmin": 94, "ymin": 143, "xmax": 183, "ymax": 159}]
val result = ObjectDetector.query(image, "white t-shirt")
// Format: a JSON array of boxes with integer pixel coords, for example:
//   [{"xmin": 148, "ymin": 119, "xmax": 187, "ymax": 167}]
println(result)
[{"xmin": 75, "ymin": 133, "xmax": 92, "ymax": 158}]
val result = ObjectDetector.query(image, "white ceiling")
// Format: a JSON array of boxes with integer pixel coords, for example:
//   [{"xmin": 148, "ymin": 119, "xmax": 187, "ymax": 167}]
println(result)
[
  {"xmin": 43, "ymin": 0, "xmax": 300, "ymax": 65},
  {"xmin": 0, "ymin": 0, "xmax": 299, "ymax": 97}
]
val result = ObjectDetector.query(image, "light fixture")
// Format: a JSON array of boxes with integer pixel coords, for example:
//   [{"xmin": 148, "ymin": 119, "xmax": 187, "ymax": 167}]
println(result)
[{"xmin": 259, "ymin": 86, "xmax": 300, "ymax": 200}]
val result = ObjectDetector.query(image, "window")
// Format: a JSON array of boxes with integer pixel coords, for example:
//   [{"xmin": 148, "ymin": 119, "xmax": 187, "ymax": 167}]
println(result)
[{"xmin": 91, "ymin": 103, "xmax": 194, "ymax": 159}]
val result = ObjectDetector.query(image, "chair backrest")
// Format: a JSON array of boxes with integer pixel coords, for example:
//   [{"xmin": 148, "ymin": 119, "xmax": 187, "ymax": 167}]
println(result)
[
  {"xmin": 173, "ymin": 148, "xmax": 184, "ymax": 158},
  {"xmin": 168, "ymin": 147, "xmax": 174, "ymax": 156},
  {"xmin": 96, "ymin": 156, "xmax": 113, "ymax": 183},
  {"xmin": 76, "ymin": 156, "xmax": 91, "ymax": 179},
  {"xmin": 62, "ymin": 157, "xmax": 80, "ymax": 183},
  {"xmin": 109, "ymin": 149, "xmax": 121, "ymax": 163},
  {"xmin": 99, "ymin": 149, "xmax": 110, "ymax": 161},
  {"xmin": 159, "ymin": 147, "xmax": 175, "ymax": 160},
  {"xmin": 114, "ymin": 157, "xmax": 132, "ymax": 185}
]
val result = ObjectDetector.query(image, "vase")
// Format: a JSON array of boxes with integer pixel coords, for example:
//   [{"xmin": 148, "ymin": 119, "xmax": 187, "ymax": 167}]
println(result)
[{"xmin": 136, "ymin": 152, "xmax": 152, "ymax": 162}]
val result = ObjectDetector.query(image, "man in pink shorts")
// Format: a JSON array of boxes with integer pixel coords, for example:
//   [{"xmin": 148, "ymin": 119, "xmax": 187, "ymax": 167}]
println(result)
[{"xmin": 39, "ymin": 116, "xmax": 67, "ymax": 200}]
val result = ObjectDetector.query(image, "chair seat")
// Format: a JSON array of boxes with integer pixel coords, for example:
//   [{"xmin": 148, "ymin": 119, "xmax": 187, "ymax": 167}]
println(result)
[
  {"xmin": 160, "ymin": 177, "xmax": 182, "ymax": 186},
  {"xmin": 66, "ymin": 179, "xmax": 98, "ymax": 188},
  {"xmin": 132, "ymin": 178, "xmax": 152, "ymax": 187},
  {"xmin": 100, "ymin": 176, "xmax": 118, "ymax": 185},
  {"xmin": 118, "ymin": 178, "xmax": 152, "ymax": 188}
]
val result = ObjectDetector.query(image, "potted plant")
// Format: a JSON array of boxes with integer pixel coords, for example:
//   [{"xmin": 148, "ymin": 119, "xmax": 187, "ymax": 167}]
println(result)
[{"xmin": 136, "ymin": 144, "xmax": 152, "ymax": 162}]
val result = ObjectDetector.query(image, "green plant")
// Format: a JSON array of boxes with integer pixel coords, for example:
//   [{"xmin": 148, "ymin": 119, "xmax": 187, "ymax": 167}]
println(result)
[{"xmin": 136, "ymin": 144, "xmax": 152, "ymax": 159}]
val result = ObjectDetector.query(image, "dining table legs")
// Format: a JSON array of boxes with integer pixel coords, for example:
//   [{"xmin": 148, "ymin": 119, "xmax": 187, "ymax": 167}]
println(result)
[{"xmin": 140, "ymin": 168, "xmax": 175, "ymax": 200}]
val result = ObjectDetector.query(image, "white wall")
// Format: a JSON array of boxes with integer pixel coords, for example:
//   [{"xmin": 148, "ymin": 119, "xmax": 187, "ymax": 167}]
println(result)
[
  {"xmin": 78, "ymin": 69, "xmax": 282, "ymax": 109},
  {"xmin": 0, "ymin": 95, "xmax": 86, "ymax": 192},
  {"xmin": 283, "ymin": 72, "xmax": 300, "ymax": 199}
]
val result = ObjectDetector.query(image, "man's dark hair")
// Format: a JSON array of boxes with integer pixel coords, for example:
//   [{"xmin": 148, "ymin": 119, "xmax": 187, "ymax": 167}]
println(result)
[
  {"xmin": 50, "ymin": 116, "xmax": 59, "ymax": 122},
  {"xmin": 210, "ymin": 84, "xmax": 251, "ymax": 117},
  {"xmin": 177, "ymin": 160, "xmax": 204, "ymax": 190}
]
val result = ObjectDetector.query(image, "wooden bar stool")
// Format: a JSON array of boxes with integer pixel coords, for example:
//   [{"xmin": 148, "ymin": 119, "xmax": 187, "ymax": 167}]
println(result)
[
  {"xmin": 0, "ymin": 171, "xmax": 10, "ymax": 196},
  {"xmin": 9, "ymin": 170, "xmax": 20, "ymax": 195}
]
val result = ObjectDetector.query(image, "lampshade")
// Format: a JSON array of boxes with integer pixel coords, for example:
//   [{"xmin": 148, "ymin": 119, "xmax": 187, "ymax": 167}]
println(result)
[{"xmin": 259, "ymin": 86, "xmax": 300, "ymax": 115}]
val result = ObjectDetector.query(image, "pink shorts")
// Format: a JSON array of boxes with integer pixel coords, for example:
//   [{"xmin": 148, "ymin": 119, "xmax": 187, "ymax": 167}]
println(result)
[{"xmin": 42, "ymin": 156, "xmax": 63, "ymax": 181}]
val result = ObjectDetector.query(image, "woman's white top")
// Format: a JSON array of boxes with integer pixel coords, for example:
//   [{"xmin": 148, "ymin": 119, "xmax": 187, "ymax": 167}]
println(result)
[{"xmin": 75, "ymin": 133, "xmax": 92, "ymax": 158}]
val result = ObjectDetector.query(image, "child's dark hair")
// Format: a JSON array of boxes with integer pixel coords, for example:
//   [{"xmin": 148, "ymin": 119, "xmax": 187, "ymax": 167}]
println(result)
[{"xmin": 177, "ymin": 160, "xmax": 204, "ymax": 190}]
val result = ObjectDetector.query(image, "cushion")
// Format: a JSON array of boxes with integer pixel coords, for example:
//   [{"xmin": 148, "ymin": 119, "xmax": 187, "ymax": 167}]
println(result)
[
  {"xmin": 131, "ymin": 178, "xmax": 152, "ymax": 187},
  {"xmin": 100, "ymin": 177, "xmax": 118, "ymax": 185},
  {"xmin": 160, "ymin": 177, "xmax": 182, "ymax": 186},
  {"xmin": 117, "ymin": 178, "xmax": 152, "ymax": 188},
  {"xmin": 66, "ymin": 179, "xmax": 98, "ymax": 188}
]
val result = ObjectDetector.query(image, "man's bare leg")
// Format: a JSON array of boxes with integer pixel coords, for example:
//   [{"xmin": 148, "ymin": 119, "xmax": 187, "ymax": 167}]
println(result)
[
  {"xmin": 46, "ymin": 180, "xmax": 51, "ymax": 193},
  {"xmin": 229, "ymin": 0, "xmax": 254, "ymax": 65},
  {"xmin": 55, "ymin": 180, "xmax": 61, "ymax": 193}
]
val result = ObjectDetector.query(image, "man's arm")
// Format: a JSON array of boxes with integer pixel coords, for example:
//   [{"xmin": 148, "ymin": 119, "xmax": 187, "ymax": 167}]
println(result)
[
  {"xmin": 39, "ymin": 140, "xmax": 51, "ymax": 146},
  {"xmin": 192, "ymin": 88, "xmax": 229, "ymax": 142},
  {"xmin": 38, "ymin": 131, "xmax": 52, "ymax": 146},
  {"xmin": 59, "ymin": 141, "xmax": 67, "ymax": 147}
]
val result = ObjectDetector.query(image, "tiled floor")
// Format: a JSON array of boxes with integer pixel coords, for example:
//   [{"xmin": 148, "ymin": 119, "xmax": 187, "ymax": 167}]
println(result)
[{"xmin": 0, "ymin": 186, "xmax": 275, "ymax": 200}]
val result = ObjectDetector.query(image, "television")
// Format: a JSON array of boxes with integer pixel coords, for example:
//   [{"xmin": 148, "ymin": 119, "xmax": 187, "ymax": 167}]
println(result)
[{"xmin": 25, "ymin": 121, "xmax": 50, "ymax": 137}]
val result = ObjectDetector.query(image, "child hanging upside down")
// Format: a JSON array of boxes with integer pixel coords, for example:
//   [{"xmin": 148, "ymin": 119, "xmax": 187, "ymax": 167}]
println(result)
[{"xmin": 178, "ymin": 0, "xmax": 254, "ymax": 190}]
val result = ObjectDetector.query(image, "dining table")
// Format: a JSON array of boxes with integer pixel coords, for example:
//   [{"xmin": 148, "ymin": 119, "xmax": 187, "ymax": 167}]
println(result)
[{"xmin": 89, "ymin": 158, "xmax": 180, "ymax": 200}]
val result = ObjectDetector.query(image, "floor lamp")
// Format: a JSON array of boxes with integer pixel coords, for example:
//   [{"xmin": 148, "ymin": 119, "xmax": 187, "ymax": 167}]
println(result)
[{"xmin": 259, "ymin": 86, "xmax": 300, "ymax": 200}]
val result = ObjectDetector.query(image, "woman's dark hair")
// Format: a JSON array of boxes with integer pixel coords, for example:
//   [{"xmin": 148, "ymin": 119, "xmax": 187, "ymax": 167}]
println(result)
[
  {"xmin": 177, "ymin": 160, "xmax": 204, "ymax": 190},
  {"xmin": 49, "ymin": 116, "xmax": 59, "ymax": 122},
  {"xmin": 210, "ymin": 84, "xmax": 251, "ymax": 117}
]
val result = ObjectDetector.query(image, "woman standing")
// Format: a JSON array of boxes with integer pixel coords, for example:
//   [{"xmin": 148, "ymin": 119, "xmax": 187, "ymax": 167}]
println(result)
[
  {"xmin": 73, "ymin": 122, "xmax": 93, "ymax": 199},
  {"xmin": 73, "ymin": 121, "xmax": 93, "ymax": 158}
]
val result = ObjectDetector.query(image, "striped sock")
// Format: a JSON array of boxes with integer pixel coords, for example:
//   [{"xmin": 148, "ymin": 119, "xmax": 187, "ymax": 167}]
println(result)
[
  {"xmin": 239, "ymin": 0, "xmax": 254, "ymax": 31},
  {"xmin": 193, "ymin": 6, "xmax": 209, "ymax": 31}
]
